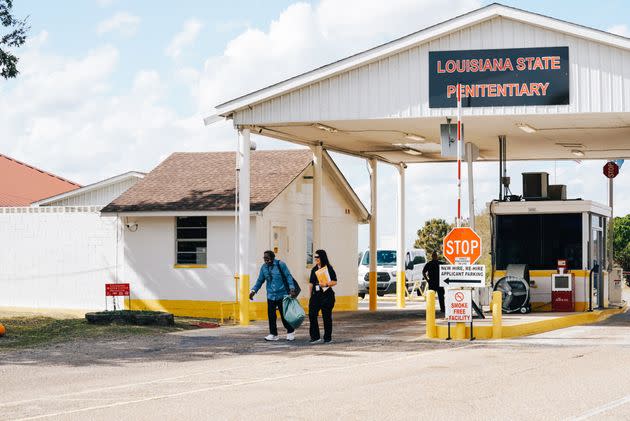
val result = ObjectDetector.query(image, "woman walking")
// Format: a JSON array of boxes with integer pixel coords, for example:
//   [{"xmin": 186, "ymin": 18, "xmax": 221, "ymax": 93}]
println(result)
[{"xmin": 309, "ymin": 249, "xmax": 337, "ymax": 343}]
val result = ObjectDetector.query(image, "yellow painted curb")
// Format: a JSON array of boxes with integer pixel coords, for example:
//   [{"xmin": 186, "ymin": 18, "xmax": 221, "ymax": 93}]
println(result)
[
  {"xmin": 127, "ymin": 295, "xmax": 358, "ymax": 320},
  {"xmin": 433, "ymin": 305, "xmax": 626, "ymax": 340}
]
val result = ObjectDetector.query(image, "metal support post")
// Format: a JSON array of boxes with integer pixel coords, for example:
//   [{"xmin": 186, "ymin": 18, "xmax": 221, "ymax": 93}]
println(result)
[
  {"xmin": 456, "ymin": 83, "xmax": 462, "ymax": 228},
  {"xmin": 396, "ymin": 163, "xmax": 406, "ymax": 309},
  {"xmin": 466, "ymin": 142, "xmax": 475, "ymax": 230},
  {"xmin": 238, "ymin": 128, "xmax": 251, "ymax": 326},
  {"xmin": 609, "ymin": 176, "xmax": 613, "ymax": 272},
  {"xmin": 605, "ymin": 176, "xmax": 614, "ymax": 308},
  {"xmin": 312, "ymin": 144, "xmax": 323, "ymax": 252},
  {"xmin": 368, "ymin": 158, "xmax": 378, "ymax": 312}
]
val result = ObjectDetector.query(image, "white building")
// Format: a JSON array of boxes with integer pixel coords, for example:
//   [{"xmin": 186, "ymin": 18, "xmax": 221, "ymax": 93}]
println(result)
[
  {"xmin": 101, "ymin": 150, "xmax": 368, "ymax": 320},
  {"xmin": 0, "ymin": 172, "xmax": 144, "ymax": 311}
]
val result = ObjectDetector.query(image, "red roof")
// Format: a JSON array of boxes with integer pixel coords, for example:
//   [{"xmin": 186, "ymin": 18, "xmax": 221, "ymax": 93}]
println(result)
[{"xmin": 0, "ymin": 154, "xmax": 81, "ymax": 206}]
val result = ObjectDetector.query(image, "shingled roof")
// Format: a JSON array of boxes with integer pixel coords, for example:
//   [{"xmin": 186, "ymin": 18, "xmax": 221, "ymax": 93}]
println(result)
[
  {"xmin": 101, "ymin": 150, "xmax": 313, "ymax": 213},
  {"xmin": 0, "ymin": 154, "xmax": 80, "ymax": 206}
]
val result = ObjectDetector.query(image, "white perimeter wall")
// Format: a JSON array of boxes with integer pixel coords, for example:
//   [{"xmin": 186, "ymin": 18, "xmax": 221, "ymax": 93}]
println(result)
[
  {"xmin": 0, "ymin": 207, "xmax": 120, "ymax": 310},
  {"xmin": 123, "ymin": 216, "xmax": 257, "ymax": 302}
]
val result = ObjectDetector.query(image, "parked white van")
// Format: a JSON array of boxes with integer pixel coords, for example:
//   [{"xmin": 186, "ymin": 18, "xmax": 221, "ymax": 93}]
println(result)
[{"xmin": 357, "ymin": 249, "xmax": 427, "ymax": 298}]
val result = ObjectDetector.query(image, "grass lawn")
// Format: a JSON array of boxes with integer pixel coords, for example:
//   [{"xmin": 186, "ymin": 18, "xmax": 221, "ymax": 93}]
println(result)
[{"xmin": 0, "ymin": 313, "xmax": 218, "ymax": 351}]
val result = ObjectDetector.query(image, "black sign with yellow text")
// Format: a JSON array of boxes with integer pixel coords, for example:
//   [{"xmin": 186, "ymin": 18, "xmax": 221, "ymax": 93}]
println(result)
[{"xmin": 429, "ymin": 47, "xmax": 569, "ymax": 108}]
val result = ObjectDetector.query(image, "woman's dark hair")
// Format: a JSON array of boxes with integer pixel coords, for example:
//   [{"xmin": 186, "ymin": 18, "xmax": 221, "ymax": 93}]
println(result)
[{"xmin": 315, "ymin": 249, "xmax": 331, "ymax": 268}]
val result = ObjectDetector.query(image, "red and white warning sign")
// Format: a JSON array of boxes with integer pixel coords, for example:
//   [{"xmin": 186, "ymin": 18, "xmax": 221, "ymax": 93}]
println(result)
[{"xmin": 446, "ymin": 289, "xmax": 472, "ymax": 322}]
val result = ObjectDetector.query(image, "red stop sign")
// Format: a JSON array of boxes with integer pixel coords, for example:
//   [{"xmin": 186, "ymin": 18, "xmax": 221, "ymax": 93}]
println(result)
[
  {"xmin": 443, "ymin": 227, "xmax": 482, "ymax": 265},
  {"xmin": 603, "ymin": 161, "xmax": 619, "ymax": 179}
]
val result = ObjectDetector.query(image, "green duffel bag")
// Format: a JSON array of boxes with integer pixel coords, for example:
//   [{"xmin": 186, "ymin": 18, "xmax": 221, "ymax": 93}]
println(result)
[{"xmin": 282, "ymin": 296, "xmax": 305, "ymax": 329}]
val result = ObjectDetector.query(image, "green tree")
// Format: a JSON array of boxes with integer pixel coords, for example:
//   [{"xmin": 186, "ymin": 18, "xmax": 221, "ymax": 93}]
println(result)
[
  {"xmin": 473, "ymin": 210, "xmax": 492, "ymax": 270},
  {"xmin": 613, "ymin": 214, "xmax": 630, "ymax": 270},
  {"xmin": 414, "ymin": 218, "xmax": 452, "ymax": 258},
  {"xmin": 1, "ymin": 0, "xmax": 29, "ymax": 79}
]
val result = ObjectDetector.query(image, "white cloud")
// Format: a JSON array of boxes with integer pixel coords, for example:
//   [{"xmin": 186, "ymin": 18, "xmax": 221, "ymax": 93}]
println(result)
[
  {"xmin": 96, "ymin": 12, "xmax": 140, "ymax": 37},
  {"xmin": 6, "ymin": 0, "xmax": 630, "ymax": 251},
  {"xmin": 608, "ymin": 24, "xmax": 630, "ymax": 37},
  {"xmin": 165, "ymin": 19, "xmax": 203, "ymax": 59},
  {"xmin": 198, "ymin": 0, "xmax": 480, "ymax": 110},
  {"xmin": 25, "ymin": 30, "xmax": 49, "ymax": 49},
  {"xmin": 0, "ymin": 42, "xmax": 217, "ymax": 185}
]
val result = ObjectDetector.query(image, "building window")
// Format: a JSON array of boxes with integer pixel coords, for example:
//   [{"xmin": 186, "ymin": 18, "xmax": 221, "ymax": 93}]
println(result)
[
  {"xmin": 306, "ymin": 219, "xmax": 313, "ymax": 265},
  {"xmin": 495, "ymin": 213, "xmax": 582, "ymax": 270},
  {"xmin": 176, "ymin": 216, "xmax": 207, "ymax": 264}
]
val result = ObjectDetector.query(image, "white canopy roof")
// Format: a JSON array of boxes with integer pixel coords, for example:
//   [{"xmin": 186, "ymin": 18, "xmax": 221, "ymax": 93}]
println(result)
[{"xmin": 210, "ymin": 3, "xmax": 630, "ymax": 164}]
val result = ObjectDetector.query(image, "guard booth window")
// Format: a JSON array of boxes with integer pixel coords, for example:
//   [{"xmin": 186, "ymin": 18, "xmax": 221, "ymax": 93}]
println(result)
[
  {"xmin": 176, "ymin": 216, "xmax": 207, "ymax": 264},
  {"xmin": 496, "ymin": 213, "xmax": 582, "ymax": 270}
]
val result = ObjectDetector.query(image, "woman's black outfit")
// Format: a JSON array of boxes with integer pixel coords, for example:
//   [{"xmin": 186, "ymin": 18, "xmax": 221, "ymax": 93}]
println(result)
[{"xmin": 309, "ymin": 265, "xmax": 337, "ymax": 342}]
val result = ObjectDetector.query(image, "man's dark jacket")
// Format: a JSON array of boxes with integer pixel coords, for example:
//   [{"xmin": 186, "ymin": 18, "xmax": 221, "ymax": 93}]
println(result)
[{"xmin": 422, "ymin": 259, "xmax": 441, "ymax": 290}]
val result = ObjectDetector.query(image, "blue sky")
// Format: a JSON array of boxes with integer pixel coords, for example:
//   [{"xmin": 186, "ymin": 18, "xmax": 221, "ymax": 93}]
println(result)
[
  {"xmin": 9, "ymin": 1, "xmax": 302, "ymax": 114},
  {"xmin": 3, "ymin": 0, "xmax": 630, "ymax": 249}
]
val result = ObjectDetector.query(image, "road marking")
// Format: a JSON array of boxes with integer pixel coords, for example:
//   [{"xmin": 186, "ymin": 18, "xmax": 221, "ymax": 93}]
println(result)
[
  {"xmin": 14, "ymin": 344, "xmax": 477, "ymax": 420},
  {"xmin": 0, "ymin": 361, "xmax": 262, "ymax": 408},
  {"xmin": 571, "ymin": 395, "xmax": 630, "ymax": 420}
]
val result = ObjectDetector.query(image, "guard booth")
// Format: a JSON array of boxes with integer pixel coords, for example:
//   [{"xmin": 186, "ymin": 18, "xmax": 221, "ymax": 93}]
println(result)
[{"xmin": 491, "ymin": 178, "xmax": 611, "ymax": 312}]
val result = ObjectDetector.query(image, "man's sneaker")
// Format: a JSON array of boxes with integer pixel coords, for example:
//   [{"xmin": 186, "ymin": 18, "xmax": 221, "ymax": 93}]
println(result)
[
  {"xmin": 286, "ymin": 332, "xmax": 295, "ymax": 341},
  {"xmin": 323, "ymin": 339, "xmax": 333, "ymax": 344},
  {"xmin": 309, "ymin": 338, "xmax": 322, "ymax": 344},
  {"xmin": 264, "ymin": 334, "xmax": 279, "ymax": 341}
]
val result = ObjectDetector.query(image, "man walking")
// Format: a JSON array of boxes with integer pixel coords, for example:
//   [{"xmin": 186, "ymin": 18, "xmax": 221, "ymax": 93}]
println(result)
[
  {"xmin": 422, "ymin": 251, "xmax": 445, "ymax": 313},
  {"xmin": 250, "ymin": 250, "xmax": 298, "ymax": 341}
]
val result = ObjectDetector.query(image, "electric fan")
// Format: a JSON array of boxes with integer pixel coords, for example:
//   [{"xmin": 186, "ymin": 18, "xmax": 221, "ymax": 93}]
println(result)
[{"xmin": 493, "ymin": 264, "xmax": 531, "ymax": 314}]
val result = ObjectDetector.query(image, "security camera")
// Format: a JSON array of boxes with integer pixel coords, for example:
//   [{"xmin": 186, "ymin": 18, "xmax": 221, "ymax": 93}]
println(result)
[{"xmin": 125, "ymin": 222, "xmax": 138, "ymax": 232}]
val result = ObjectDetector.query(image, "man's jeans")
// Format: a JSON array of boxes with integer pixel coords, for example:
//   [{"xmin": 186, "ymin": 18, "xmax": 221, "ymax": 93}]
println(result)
[{"xmin": 267, "ymin": 299, "xmax": 294, "ymax": 336}]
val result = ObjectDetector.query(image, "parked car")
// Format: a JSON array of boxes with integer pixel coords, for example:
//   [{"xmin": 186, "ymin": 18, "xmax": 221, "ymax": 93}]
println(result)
[{"xmin": 357, "ymin": 249, "xmax": 427, "ymax": 298}]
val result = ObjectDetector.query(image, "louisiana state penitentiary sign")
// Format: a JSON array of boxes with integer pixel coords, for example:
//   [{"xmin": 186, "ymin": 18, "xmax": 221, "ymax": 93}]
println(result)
[{"xmin": 429, "ymin": 46, "xmax": 569, "ymax": 108}]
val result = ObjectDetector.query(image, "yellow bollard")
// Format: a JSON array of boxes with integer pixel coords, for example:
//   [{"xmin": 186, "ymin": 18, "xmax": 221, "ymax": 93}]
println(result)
[
  {"xmin": 239, "ymin": 274, "xmax": 250, "ymax": 326},
  {"xmin": 369, "ymin": 271, "xmax": 377, "ymax": 311},
  {"xmin": 396, "ymin": 271, "xmax": 406, "ymax": 309},
  {"xmin": 492, "ymin": 290, "xmax": 502, "ymax": 339},
  {"xmin": 426, "ymin": 290, "xmax": 436, "ymax": 338},
  {"xmin": 454, "ymin": 322, "xmax": 466, "ymax": 340}
]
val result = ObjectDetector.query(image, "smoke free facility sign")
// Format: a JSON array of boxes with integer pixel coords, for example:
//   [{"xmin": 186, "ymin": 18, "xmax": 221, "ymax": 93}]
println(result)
[
  {"xmin": 429, "ymin": 46, "xmax": 569, "ymax": 108},
  {"xmin": 446, "ymin": 289, "xmax": 472, "ymax": 322}
]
